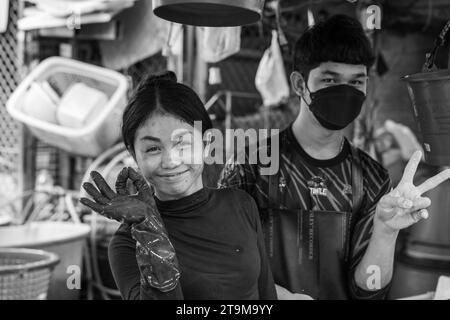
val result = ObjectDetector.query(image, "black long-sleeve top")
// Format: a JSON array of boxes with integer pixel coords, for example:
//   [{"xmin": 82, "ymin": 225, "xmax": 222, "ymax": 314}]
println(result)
[{"xmin": 108, "ymin": 187, "xmax": 277, "ymax": 300}]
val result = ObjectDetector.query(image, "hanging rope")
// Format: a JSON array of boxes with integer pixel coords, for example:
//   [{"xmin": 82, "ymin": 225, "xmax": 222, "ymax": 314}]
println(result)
[{"xmin": 423, "ymin": 19, "xmax": 450, "ymax": 71}]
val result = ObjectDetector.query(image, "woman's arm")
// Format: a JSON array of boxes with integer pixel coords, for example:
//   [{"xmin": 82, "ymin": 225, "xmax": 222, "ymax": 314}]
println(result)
[
  {"xmin": 108, "ymin": 223, "xmax": 183, "ymax": 300},
  {"xmin": 82, "ymin": 168, "xmax": 183, "ymax": 299}
]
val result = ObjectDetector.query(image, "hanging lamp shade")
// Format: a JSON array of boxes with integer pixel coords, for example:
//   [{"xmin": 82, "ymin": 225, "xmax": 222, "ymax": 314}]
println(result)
[{"xmin": 152, "ymin": 0, "xmax": 265, "ymax": 27}]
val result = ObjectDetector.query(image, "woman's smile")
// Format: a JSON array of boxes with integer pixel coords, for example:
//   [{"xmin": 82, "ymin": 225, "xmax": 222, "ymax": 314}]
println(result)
[{"xmin": 158, "ymin": 169, "xmax": 190, "ymax": 179}]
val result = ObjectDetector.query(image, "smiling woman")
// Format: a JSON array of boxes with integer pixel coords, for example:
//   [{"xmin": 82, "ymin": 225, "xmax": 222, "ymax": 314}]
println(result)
[
  {"xmin": 133, "ymin": 114, "xmax": 205, "ymax": 201},
  {"xmin": 81, "ymin": 71, "xmax": 277, "ymax": 300}
]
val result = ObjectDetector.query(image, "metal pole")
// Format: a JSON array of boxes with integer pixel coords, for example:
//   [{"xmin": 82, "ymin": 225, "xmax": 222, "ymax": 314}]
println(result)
[
  {"xmin": 185, "ymin": 25, "xmax": 195, "ymax": 86},
  {"xmin": 225, "ymin": 91, "xmax": 232, "ymax": 153}
]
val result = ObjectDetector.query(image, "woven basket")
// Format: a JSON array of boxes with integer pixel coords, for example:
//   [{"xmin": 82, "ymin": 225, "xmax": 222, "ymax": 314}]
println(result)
[{"xmin": 0, "ymin": 248, "xmax": 59, "ymax": 300}]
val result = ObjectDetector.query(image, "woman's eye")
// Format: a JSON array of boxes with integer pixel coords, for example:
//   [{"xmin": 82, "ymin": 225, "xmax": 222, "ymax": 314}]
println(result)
[
  {"xmin": 178, "ymin": 141, "xmax": 192, "ymax": 147},
  {"xmin": 174, "ymin": 137, "xmax": 193, "ymax": 147},
  {"xmin": 176, "ymin": 144, "xmax": 192, "ymax": 153},
  {"xmin": 145, "ymin": 146, "xmax": 161, "ymax": 153}
]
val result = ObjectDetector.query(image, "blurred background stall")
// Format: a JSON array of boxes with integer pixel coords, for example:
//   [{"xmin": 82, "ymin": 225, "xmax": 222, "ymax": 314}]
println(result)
[{"xmin": 0, "ymin": 0, "xmax": 449, "ymax": 300}]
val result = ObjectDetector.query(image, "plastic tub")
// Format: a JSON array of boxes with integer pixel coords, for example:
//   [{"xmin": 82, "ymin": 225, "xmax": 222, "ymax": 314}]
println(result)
[
  {"xmin": 6, "ymin": 57, "xmax": 128, "ymax": 157},
  {"xmin": 0, "ymin": 222, "xmax": 91, "ymax": 300}
]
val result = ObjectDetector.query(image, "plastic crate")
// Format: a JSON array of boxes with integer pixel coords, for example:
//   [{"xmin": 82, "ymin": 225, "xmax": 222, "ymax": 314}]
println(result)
[
  {"xmin": 6, "ymin": 57, "xmax": 128, "ymax": 157},
  {"xmin": 0, "ymin": 248, "xmax": 59, "ymax": 300}
]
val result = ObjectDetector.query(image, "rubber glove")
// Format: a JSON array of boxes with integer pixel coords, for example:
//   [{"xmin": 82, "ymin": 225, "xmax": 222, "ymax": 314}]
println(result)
[{"xmin": 80, "ymin": 167, "xmax": 180, "ymax": 293}]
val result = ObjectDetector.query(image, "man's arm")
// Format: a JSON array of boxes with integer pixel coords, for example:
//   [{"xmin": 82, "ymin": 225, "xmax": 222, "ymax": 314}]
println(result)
[
  {"xmin": 352, "ymin": 219, "xmax": 397, "ymax": 297},
  {"xmin": 352, "ymin": 151, "xmax": 450, "ymax": 298},
  {"xmin": 348, "ymin": 174, "xmax": 393, "ymax": 299}
]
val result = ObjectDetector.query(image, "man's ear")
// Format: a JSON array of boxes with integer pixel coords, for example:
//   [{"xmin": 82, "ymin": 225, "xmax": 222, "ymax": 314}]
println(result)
[{"xmin": 290, "ymin": 71, "xmax": 306, "ymax": 96}]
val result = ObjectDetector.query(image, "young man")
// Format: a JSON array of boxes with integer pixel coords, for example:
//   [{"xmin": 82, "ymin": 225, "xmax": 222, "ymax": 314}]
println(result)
[{"xmin": 219, "ymin": 15, "xmax": 450, "ymax": 299}]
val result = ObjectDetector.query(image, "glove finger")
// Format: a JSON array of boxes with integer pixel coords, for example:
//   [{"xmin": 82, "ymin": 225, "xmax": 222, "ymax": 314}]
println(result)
[
  {"xmin": 82, "ymin": 182, "xmax": 109, "ymax": 205},
  {"xmin": 128, "ymin": 167, "xmax": 151, "ymax": 192},
  {"xmin": 103, "ymin": 207, "xmax": 144, "ymax": 224},
  {"xmin": 115, "ymin": 167, "xmax": 129, "ymax": 196},
  {"xmin": 80, "ymin": 197, "xmax": 105, "ymax": 213},
  {"xmin": 90, "ymin": 171, "xmax": 116, "ymax": 199}
]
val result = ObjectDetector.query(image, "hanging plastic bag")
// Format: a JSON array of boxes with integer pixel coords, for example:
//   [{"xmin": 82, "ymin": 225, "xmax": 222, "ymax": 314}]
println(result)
[
  {"xmin": 198, "ymin": 27, "xmax": 241, "ymax": 63},
  {"xmin": 162, "ymin": 23, "xmax": 183, "ymax": 57},
  {"xmin": 255, "ymin": 30, "xmax": 290, "ymax": 107},
  {"xmin": 384, "ymin": 120, "xmax": 424, "ymax": 161}
]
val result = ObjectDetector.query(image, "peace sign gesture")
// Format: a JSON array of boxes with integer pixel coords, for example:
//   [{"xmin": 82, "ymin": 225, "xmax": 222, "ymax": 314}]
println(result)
[{"xmin": 375, "ymin": 151, "xmax": 450, "ymax": 231}]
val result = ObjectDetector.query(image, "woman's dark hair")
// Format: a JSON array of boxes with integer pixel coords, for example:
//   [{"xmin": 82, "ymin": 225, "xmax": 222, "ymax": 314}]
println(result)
[
  {"xmin": 293, "ymin": 14, "xmax": 375, "ymax": 81},
  {"xmin": 122, "ymin": 71, "xmax": 213, "ymax": 153}
]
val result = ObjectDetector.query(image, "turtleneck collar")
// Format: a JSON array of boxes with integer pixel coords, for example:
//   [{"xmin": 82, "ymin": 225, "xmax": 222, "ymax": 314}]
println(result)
[{"xmin": 154, "ymin": 187, "xmax": 211, "ymax": 218}]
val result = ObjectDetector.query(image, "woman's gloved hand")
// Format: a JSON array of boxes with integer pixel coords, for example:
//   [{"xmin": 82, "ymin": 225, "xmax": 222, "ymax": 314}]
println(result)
[
  {"xmin": 80, "ymin": 167, "xmax": 181, "ymax": 293},
  {"xmin": 80, "ymin": 168, "xmax": 153, "ymax": 224}
]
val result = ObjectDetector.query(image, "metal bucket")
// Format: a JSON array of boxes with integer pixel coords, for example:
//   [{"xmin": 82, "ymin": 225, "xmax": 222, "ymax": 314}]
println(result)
[
  {"xmin": 402, "ymin": 69, "xmax": 450, "ymax": 166},
  {"xmin": 389, "ymin": 254, "xmax": 450, "ymax": 299},
  {"xmin": 152, "ymin": 0, "xmax": 265, "ymax": 26}
]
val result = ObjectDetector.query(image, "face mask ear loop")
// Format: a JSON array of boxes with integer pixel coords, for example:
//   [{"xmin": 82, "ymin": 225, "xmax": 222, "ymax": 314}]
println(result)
[{"xmin": 300, "ymin": 81, "xmax": 313, "ymax": 108}]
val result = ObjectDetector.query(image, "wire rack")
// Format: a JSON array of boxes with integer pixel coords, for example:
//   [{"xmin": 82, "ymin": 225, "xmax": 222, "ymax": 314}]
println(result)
[{"xmin": 0, "ymin": 0, "xmax": 21, "ymax": 195}]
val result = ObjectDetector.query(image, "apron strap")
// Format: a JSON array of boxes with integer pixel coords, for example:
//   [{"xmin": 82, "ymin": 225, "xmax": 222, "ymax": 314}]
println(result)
[
  {"xmin": 268, "ymin": 132, "xmax": 287, "ymax": 209},
  {"xmin": 345, "ymin": 142, "xmax": 364, "ymax": 262},
  {"xmin": 350, "ymin": 143, "xmax": 364, "ymax": 216},
  {"xmin": 268, "ymin": 170, "xmax": 279, "ymax": 209}
]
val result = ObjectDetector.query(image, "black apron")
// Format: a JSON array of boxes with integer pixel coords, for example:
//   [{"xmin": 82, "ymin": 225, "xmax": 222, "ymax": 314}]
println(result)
[{"xmin": 262, "ymin": 136, "xmax": 364, "ymax": 300}]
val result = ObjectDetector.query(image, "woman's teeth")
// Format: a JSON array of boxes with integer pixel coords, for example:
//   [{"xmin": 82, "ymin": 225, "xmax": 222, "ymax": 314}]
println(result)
[{"xmin": 164, "ymin": 171, "xmax": 187, "ymax": 177}]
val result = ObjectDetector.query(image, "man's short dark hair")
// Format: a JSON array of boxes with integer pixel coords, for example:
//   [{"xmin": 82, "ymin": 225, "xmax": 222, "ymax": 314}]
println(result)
[{"xmin": 293, "ymin": 14, "xmax": 375, "ymax": 80}]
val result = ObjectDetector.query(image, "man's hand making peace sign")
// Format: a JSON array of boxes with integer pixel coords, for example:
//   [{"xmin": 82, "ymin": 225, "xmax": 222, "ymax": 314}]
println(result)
[
  {"xmin": 354, "ymin": 150, "xmax": 450, "ymax": 293},
  {"xmin": 374, "ymin": 150, "xmax": 450, "ymax": 232}
]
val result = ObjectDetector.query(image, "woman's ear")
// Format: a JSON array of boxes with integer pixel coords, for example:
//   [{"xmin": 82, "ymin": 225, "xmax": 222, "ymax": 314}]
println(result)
[{"xmin": 290, "ymin": 71, "xmax": 306, "ymax": 96}]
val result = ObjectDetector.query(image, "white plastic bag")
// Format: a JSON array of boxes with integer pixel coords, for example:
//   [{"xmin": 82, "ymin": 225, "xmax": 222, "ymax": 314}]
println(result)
[
  {"xmin": 199, "ymin": 26, "xmax": 241, "ymax": 63},
  {"xmin": 255, "ymin": 30, "xmax": 290, "ymax": 107},
  {"xmin": 162, "ymin": 23, "xmax": 183, "ymax": 57},
  {"xmin": 384, "ymin": 120, "xmax": 424, "ymax": 161}
]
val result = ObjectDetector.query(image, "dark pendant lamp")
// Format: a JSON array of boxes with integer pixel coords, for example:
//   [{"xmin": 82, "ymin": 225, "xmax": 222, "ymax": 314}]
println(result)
[{"xmin": 152, "ymin": 0, "xmax": 266, "ymax": 27}]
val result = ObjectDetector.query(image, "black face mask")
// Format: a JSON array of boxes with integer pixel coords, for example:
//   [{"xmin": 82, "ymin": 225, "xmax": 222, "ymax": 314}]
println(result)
[{"xmin": 302, "ymin": 84, "xmax": 366, "ymax": 130}]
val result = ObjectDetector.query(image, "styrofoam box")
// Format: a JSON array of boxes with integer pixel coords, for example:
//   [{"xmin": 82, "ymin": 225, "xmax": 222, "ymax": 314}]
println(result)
[{"xmin": 7, "ymin": 57, "xmax": 128, "ymax": 157}]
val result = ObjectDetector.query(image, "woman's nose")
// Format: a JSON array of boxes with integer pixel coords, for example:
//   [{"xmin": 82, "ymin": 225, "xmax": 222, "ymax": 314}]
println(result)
[{"xmin": 161, "ymin": 148, "xmax": 182, "ymax": 169}]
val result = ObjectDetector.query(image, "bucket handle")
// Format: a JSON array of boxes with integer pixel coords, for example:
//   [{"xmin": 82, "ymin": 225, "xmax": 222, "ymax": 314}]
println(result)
[{"xmin": 423, "ymin": 20, "xmax": 450, "ymax": 72}]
